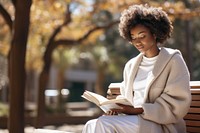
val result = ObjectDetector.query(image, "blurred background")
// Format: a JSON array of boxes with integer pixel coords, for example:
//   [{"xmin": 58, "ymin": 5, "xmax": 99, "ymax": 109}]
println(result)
[{"xmin": 0, "ymin": 0, "xmax": 200, "ymax": 132}]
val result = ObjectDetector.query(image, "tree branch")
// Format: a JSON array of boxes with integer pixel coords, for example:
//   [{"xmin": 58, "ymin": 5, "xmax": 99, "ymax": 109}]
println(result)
[
  {"xmin": 43, "ymin": 3, "xmax": 72, "ymax": 66},
  {"xmin": 0, "ymin": 4, "xmax": 13, "ymax": 31},
  {"xmin": 78, "ymin": 20, "xmax": 119, "ymax": 42},
  {"xmin": 47, "ymin": 3, "xmax": 71, "ymax": 45},
  {"xmin": 54, "ymin": 20, "xmax": 120, "ymax": 46}
]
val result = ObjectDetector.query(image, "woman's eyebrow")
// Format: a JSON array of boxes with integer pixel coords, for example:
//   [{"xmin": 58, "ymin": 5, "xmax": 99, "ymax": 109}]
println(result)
[{"xmin": 131, "ymin": 31, "xmax": 146, "ymax": 36}]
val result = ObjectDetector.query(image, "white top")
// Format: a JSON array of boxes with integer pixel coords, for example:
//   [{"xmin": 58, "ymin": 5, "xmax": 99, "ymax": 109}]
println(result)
[{"xmin": 133, "ymin": 55, "xmax": 158, "ymax": 107}]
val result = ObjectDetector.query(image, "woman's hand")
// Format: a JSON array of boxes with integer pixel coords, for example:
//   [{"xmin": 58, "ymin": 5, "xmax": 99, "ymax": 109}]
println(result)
[
  {"xmin": 110, "ymin": 103, "xmax": 144, "ymax": 115},
  {"xmin": 104, "ymin": 110, "xmax": 118, "ymax": 116}
]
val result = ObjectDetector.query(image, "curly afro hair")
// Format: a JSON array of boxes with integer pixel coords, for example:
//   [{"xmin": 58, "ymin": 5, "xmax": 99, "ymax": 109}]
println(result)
[{"xmin": 118, "ymin": 4, "xmax": 173, "ymax": 44}]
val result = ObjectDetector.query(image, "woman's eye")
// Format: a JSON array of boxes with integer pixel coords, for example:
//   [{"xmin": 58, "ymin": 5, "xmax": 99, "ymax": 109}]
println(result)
[
  {"xmin": 139, "ymin": 35, "xmax": 145, "ymax": 39},
  {"xmin": 131, "ymin": 37, "xmax": 136, "ymax": 40},
  {"xmin": 131, "ymin": 34, "xmax": 146, "ymax": 41}
]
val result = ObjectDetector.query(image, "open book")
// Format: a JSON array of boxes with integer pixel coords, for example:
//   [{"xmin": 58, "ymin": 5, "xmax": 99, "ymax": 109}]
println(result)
[{"xmin": 81, "ymin": 90, "xmax": 132, "ymax": 113}]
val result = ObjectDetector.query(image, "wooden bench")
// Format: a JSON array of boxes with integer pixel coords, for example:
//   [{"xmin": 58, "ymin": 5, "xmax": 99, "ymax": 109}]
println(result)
[
  {"xmin": 184, "ymin": 81, "xmax": 200, "ymax": 133},
  {"xmin": 107, "ymin": 81, "xmax": 200, "ymax": 133}
]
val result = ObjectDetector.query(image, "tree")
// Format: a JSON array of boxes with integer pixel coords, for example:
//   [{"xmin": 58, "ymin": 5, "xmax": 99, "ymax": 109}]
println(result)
[
  {"xmin": 9, "ymin": 1, "xmax": 32, "ymax": 133},
  {"xmin": 0, "ymin": 0, "xmax": 32, "ymax": 133}
]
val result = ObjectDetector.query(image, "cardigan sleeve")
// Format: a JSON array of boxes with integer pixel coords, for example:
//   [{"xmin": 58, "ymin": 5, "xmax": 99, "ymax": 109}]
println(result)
[
  {"xmin": 141, "ymin": 53, "xmax": 191, "ymax": 124},
  {"xmin": 120, "ymin": 59, "xmax": 133, "ymax": 96}
]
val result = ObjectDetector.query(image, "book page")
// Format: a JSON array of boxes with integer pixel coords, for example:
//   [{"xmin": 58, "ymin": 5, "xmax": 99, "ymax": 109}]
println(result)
[
  {"xmin": 82, "ymin": 91, "xmax": 109, "ymax": 106},
  {"xmin": 81, "ymin": 91, "xmax": 100, "ymax": 106},
  {"xmin": 100, "ymin": 98, "xmax": 132, "ymax": 106}
]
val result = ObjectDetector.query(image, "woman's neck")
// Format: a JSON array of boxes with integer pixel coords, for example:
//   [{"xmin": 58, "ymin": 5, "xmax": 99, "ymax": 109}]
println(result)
[{"xmin": 144, "ymin": 46, "xmax": 160, "ymax": 58}]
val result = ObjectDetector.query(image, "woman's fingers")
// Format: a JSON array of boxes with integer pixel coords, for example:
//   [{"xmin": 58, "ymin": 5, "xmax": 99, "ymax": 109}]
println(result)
[
  {"xmin": 105, "ymin": 110, "xmax": 118, "ymax": 115},
  {"xmin": 111, "ymin": 108, "xmax": 123, "ymax": 114}
]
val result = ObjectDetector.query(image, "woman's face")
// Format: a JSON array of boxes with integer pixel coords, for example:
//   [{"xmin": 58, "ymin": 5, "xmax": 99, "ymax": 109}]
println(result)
[{"xmin": 130, "ymin": 24, "xmax": 159, "ymax": 57}]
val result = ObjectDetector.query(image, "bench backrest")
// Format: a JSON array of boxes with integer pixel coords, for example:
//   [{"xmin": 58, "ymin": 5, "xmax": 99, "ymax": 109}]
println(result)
[
  {"xmin": 107, "ymin": 81, "xmax": 200, "ymax": 133},
  {"xmin": 184, "ymin": 81, "xmax": 200, "ymax": 133}
]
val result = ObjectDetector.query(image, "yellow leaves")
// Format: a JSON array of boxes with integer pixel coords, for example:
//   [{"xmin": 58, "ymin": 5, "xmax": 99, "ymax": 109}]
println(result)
[
  {"xmin": 0, "ymin": 20, "xmax": 11, "ymax": 56},
  {"xmin": 26, "ymin": 55, "xmax": 44, "ymax": 73},
  {"xmin": 1, "ymin": 0, "xmax": 200, "ymax": 72},
  {"xmin": 65, "ymin": 0, "xmax": 72, "ymax": 3},
  {"xmin": 31, "ymin": 1, "xmax": 65, "ymax": 23},
  {"xmin": 54, "ymin": 2, "xmax": 62, "ymax": 9},
  {"xmin": 96, "ymin": 1, "xmax": 122, "ymax": 13},
  {"xmin": 0, "ymin": 43, "xmax": 10, "ymax": 56},
  {"xmin": 57, "ymin": 21, "xmax": 104, "ymax": 45},
  {"xmin": 96, "ymin": 0, "xmax": 144, "ymax": 13},
  {"xmin": 162, "ymin": 1, "xmax": 186, "ymax": 15},
  {"xmin": 26, "ymin": 41, "xmax": 44, "ymax": 72},
  {"xmin": 149, "ymin": 1, "xmax": 200, "ymax": 20},
  {"xmin": 0, "ymin": 1, "xmax": 13, "ymax": 56},
  {"xmin": 27, "ymin": 0, "xmax": 69, "ymax": 71}
]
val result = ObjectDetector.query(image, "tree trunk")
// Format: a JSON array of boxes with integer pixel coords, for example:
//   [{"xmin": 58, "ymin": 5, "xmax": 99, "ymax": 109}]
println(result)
[
  {"xmin": 95, "ymin": 66, "xmax": 106, "ymax": 96},
  {"xmin": 35, "ymin": 69, "xmax": 49, "ymax": 127},
  {"xmin": 35, "ymin": 17, "xmax": 70, "ymax": 127},
  {"xmin": 35, "ymin": 43, "xmax": 55, "ymax": 127},
  {"xmin": 8, "ymin": 0, "xmax": 32, "ymax": 133},
  {"xmin": 185, "ymin": 20, "xmax": 193, "ymax": 79},
  {"xmin": 57, "ymin": 69, "xmax": 65, "ymax": 113}
]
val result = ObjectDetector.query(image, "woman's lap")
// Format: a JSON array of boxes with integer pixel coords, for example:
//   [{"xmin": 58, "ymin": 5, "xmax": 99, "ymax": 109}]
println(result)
[{"xmin": 82, "ymin": 115, "xmax": 139, "ymax": 133}]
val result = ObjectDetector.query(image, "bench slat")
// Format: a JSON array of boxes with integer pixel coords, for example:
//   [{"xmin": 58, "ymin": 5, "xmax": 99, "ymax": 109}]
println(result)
[
  {"xmin": 190, "ymin": 101, "xmax": 200, "ymax": 107},
  {"xmin": 192, "ymin": 95, "xmax": 200, "ymax": 101},
  {"xmin": 186, "ymin": 126, "xmax": 200, "ymax": 133},
  {"xmin": 188, "ymin": 107, "xmax": 200, "ymax": 114},
  {"xmin": 184, "ymin": 114, "xmax": 200, "ymax": 120},
  {"xmin": 191, "ymin": 89, "xmax": 200, "ymax": 94},
  {"xmin": 185, "ymin": 120, "xmax": 200, "ymax": 126}
]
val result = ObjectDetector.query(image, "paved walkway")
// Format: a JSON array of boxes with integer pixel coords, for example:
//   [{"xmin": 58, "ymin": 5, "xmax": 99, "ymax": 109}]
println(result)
[{"xmin": 0, "ymin": 124, "xmax": 85, "ymax": 133}]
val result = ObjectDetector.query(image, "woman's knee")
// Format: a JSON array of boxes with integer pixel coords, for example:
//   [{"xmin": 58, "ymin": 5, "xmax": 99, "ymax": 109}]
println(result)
[
  {"xmin": 95, "ymin": 116, "xmax": 116, "ymax": 133},
  {"xmin": 96, "ymin": 116, "xmax": 109, "ymax": 125},
  {"xmin": 96, "ymin": 116, "xmax": 115, "ymax": 128},
  {"xmin": 82, "ymin": 119, "xmax": 97, "ymax": 133}
]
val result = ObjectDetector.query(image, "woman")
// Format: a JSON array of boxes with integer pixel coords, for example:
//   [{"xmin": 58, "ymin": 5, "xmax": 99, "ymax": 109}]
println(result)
[{"xmin": 82, "ymin": 4, "xmax": 191, "ymax": 133}]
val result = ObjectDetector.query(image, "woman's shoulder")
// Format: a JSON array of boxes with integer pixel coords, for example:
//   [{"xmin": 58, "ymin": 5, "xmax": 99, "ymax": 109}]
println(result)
[
  {"xmin": 160, "ymin": 47, "xmax": 181, "ymax": 55},
  {"xmin": 125, "ymin": 53, "xmax": 142, "ymax": 66},
  {"xmin": 159, "ymin": 47, "xmax": 184, "ymax": 61},
  {"xmin": 161, "ymin": 47, "xmax": 188, "ymax": 72}
]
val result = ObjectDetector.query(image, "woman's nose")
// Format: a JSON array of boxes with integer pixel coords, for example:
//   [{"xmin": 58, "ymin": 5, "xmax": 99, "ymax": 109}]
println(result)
[{"xmin": 133, "ymin": 40, "xmax": 142, "ymax": 46}]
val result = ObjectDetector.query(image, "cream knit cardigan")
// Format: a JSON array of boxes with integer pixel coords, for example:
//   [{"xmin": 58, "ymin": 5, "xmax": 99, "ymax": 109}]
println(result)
[{"xmin": 120, "ymin": 47, "xmax": 191, "ymax": 133}]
